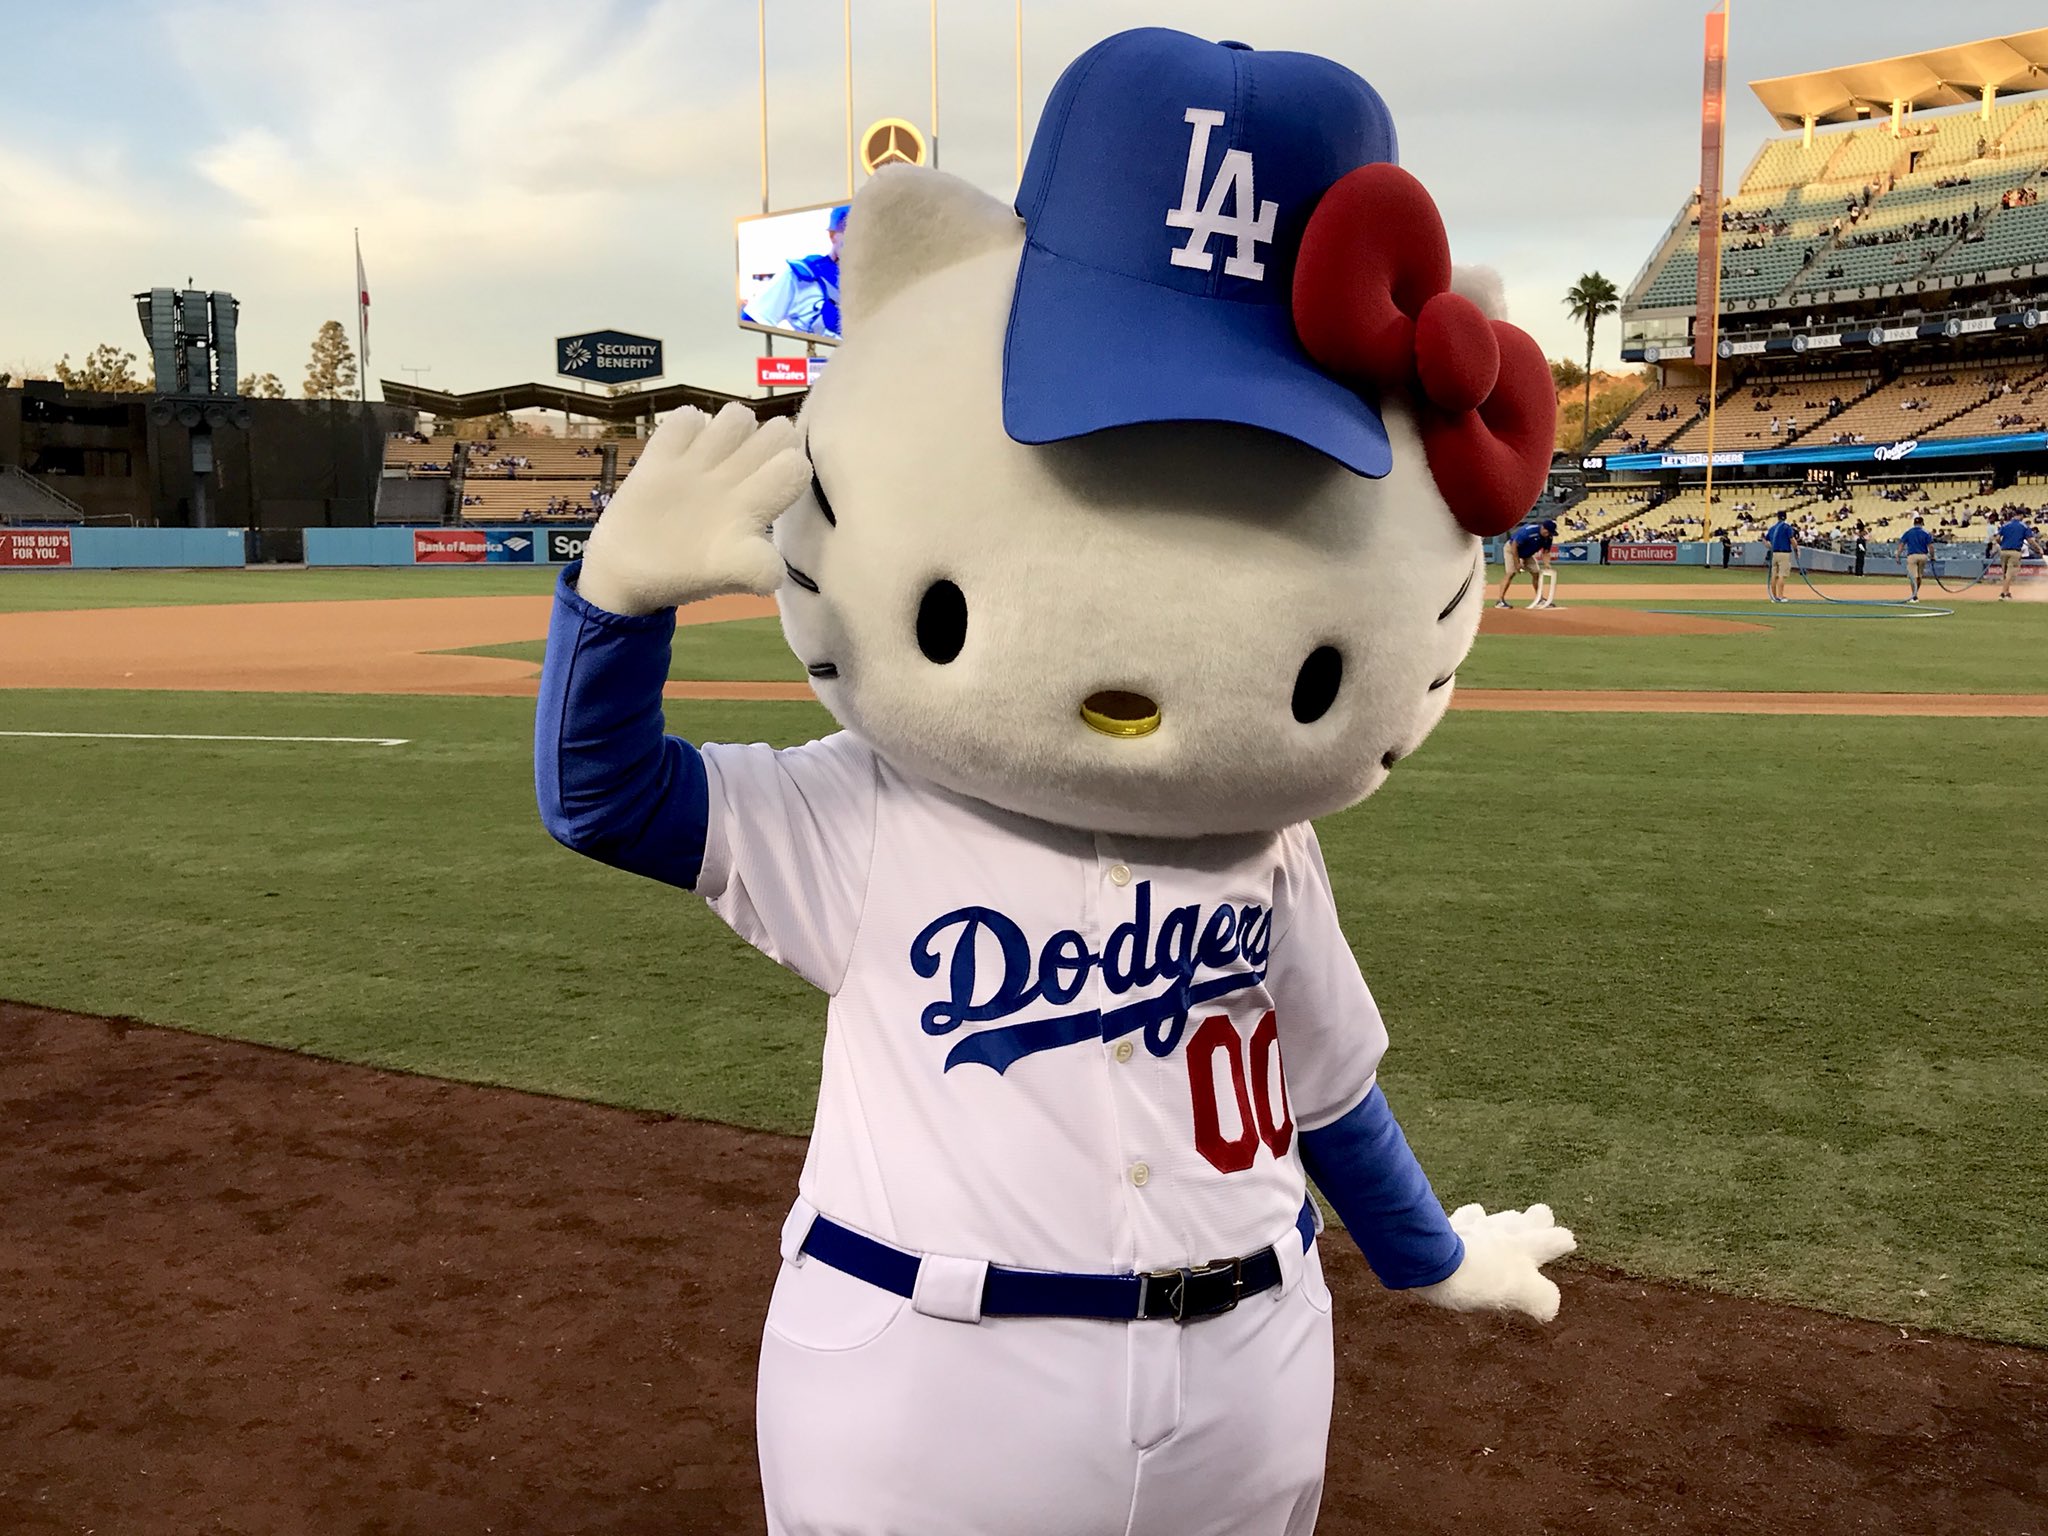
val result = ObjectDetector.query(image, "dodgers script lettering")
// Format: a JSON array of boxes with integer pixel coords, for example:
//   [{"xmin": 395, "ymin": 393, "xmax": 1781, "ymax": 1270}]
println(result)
[{"xmin": 910, "ymin": 880, "xmax": 1271, "ymax": 1074}]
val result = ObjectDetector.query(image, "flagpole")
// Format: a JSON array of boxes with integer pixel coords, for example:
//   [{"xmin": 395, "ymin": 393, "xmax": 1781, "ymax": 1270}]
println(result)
[{"xmin": 354, "ymin": 228, "xmax": 367, "ymax": 404}]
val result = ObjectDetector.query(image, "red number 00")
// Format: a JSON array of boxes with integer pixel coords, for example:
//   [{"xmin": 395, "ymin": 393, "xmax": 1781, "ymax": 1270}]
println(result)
[{"xmin": 1187, "ymin": 1009, "xmax": 1294, "ymax": 1174}]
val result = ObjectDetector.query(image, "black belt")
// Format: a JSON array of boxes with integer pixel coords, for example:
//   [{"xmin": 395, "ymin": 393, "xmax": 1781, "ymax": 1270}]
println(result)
[{"xmin": 798, "ymin": 1200, "xmax": 1317, "ymax": 1323}]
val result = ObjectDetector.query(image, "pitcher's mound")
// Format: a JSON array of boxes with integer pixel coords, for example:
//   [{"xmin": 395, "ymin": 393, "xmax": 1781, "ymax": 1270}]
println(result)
[{"xmin": 1482, "ymin": 607, "xmax": 1763, "ymax": 637}]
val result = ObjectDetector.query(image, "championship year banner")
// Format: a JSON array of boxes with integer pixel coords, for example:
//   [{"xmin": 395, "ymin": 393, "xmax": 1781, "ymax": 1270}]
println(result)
[
  {"xmin": 0, "ymin": 528, "xmax": 73, "ymax": 567},
  {"xmin": 414, "ymin": 529, "xmax": 488, "ymax": 564},
  {"xmin": 1608, "ymin": 542, "xmax": 1678, "ymax": 564}
]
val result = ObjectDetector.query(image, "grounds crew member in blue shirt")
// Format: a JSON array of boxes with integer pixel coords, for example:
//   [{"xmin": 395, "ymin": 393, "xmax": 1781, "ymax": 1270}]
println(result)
[
  {"xmin": 1900, "ymin": 516, "xmax": 1936, "ymax": 603},
  {"xmin": 1996, "ymin": 512, "xmax": 2042, "ymax": 600},
  {"xmin": 1766, "ymin": 511, "xmax": 1800, "ymax": 603},
  {"xmin": 1496, "ymin": 518, "xmax": 1558, "ymax": 609}
]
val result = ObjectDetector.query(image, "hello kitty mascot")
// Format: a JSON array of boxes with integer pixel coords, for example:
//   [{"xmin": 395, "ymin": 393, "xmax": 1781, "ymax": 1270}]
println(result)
[{"xmin": 538, "ymin": 28, "xmax": 1567, "ymax": 1536}]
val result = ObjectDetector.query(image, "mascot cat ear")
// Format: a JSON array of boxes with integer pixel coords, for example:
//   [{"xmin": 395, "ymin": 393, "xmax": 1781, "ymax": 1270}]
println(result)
[{"xmin": 840, "ymin": 166, "xmax": 1023, "ymax": 330}]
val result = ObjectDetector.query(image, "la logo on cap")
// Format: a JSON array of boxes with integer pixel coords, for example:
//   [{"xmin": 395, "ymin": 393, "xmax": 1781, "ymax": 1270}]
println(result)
[{"xmin": 1167, "ymin": 109, "xmax": 1279, "ymax": 280}]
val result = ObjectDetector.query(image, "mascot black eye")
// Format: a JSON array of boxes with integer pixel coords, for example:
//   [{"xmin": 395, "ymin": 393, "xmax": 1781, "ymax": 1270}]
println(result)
[
  {"xmin": 916, "ymin": 580, "xmax": 968, "ymax": 664},
  {"xmin": 1291, "ymin": 646, "xmax": 1343, "ymax": 724}
]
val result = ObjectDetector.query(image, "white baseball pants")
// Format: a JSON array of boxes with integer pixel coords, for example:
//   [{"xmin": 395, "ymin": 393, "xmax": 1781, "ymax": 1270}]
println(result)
[{"xmin": 756, "ymin": 1237, "xmax": 1335, "ymax": 1535}]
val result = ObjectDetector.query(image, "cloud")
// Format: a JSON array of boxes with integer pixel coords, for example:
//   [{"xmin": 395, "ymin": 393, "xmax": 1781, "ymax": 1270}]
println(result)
[{"xmin": 10, "ymin": 0, "xmax": 2048, "ymax": 394}]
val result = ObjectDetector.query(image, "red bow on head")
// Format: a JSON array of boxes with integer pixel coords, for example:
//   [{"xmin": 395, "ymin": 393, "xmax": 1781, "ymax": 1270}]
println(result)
[{"xmin": 1292, "ymin": 163, "xmax": 1557, "ymax": 538}]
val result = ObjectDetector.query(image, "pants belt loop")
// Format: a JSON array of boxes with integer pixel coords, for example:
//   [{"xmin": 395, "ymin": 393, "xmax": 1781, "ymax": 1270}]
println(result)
[
  {"xmin": 779, "ymin": 1196, "xmax": 820, "ymax": 1266},
  {"xmin": 911, "ymin": 1253, "xmax": 990, "ymax": 1324}
]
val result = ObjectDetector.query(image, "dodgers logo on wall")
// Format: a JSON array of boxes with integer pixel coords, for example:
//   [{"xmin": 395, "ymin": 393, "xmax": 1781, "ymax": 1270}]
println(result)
[{"xmin": 555, "ymin": 329, "xmax": 665, "ymax": 385}]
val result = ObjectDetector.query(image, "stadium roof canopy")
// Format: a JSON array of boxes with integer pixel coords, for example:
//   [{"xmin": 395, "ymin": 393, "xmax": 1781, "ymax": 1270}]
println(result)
[
  {"xmin": 377, "ymin": 377, "xmax": 801, "ymax": 421},
  {"xmin": 1750, "ymin": 28, "xmax": 2048, "ymax": 128}
]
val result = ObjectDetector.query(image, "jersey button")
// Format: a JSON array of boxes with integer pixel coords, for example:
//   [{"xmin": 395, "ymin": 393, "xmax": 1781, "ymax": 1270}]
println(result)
[
  {"xmin": 1130, "ymin": 1162, "xmax": 1150, "ymax": 1187},
  {"xmin": 1114, "ymin": 1040, "xmax": 1135, "ymax": 1063},
  {"xmin": 1108, "ymin": 863, "xmax": 1132, "ymax": 887}
]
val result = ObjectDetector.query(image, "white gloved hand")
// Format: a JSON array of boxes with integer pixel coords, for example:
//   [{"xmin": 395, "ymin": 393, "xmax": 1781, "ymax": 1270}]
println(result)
[
  {"xmin": 575, "ymin": 402, "xmax": 811, "ymax": 617},
  {"xmin": 1413, "ymin": 1203, "xmax": 1576, "ymax": 1323}
]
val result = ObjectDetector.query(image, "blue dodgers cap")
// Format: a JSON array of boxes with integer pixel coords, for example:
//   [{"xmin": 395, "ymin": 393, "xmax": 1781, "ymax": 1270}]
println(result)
[{"xmin": 1004, "ymin": 29, "xmax": 1399, "ymax": 475}]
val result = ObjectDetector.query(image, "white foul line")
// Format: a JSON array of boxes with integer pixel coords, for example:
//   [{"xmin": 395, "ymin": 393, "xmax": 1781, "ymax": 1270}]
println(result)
[{"xmin": 0, "ymin": 731, "xmax": 411, "ymax": 747}]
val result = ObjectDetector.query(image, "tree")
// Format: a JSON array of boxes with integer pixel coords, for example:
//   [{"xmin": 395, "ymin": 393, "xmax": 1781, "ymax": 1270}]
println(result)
[
  {"xmin": 1562, "ymin": 273, "xmax": 1620, "ymax": 452},
  {"xmin": 53, "ymin": 342, "xmax": 150, "ymax": 394},
  {"xmin": 1550, "ymin": 358, "xmax": 1585, "ymax": 393},
  {"xmin": 238, "ymin": 372, "xmax": 287, "ymax": 399},
  {"xmin": 303, "ymin": 321, "xmax": 358, "ymax": 400}
]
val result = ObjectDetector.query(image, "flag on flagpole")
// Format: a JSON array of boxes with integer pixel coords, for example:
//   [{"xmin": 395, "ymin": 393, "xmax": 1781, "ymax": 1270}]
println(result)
[{"xmin": 354, "ymin": 229, "xmax": 371, "ymax": 401}]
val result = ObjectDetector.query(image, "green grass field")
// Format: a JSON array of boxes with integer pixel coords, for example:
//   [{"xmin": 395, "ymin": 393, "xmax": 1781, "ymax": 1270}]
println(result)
[
  {"xmin": 2, "ymin": 565, "xmax": 2044, "ymax": 1346},
  {"xmin": 0, "ymin": 566, "xmax": 559, "ymax": 611}
]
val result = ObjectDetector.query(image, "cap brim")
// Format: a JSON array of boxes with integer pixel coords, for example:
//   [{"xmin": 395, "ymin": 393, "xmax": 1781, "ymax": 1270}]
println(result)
[{"xmin": 1001, "ymin": 240, "xmax": 1392, "ymax": 478}]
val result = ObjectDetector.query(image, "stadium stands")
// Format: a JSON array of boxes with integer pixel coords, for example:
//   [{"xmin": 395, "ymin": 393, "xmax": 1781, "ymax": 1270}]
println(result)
[
  {"xmin": 1786, "ymin": 364, "xmax": 2005, "ymax": 445},
  {"xmin": 1629, "ymin": 92, "xmax": 2048, "ymax": 315},
  {"xmin": 456, "ymin": 478, "xmax": 601, "ymax": 521},
  {"xmin": 1659, "ymin": 369, "xmax": 1878, "ymax": 451},
  {"xmin": 1597, "ymin": 383, "xmax": 1710, "ymax": 452}
]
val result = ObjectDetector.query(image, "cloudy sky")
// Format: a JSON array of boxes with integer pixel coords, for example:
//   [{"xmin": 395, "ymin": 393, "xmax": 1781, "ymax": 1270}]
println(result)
[{"xmin": 6, "ymin": 1, "xmax": 2044, "ymax": 402}]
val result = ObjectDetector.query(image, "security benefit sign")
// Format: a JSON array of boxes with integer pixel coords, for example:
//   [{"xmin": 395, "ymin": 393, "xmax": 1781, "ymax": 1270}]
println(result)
[
  {"xmin": 556, "ymin": 329, "xmax": 665, "ymax": 386},
  {"xmin": 0, "ymin": 529, "xmax": 73, "ymax": 566}
]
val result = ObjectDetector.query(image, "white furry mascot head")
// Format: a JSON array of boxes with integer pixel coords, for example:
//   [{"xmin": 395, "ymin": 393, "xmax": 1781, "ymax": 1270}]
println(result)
[{"xmin": 775, "ymin": 27, "xmax": 1554, "ymax": 838}]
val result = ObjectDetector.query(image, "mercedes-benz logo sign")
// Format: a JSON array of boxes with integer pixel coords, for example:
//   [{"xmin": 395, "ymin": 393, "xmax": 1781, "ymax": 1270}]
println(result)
[{"xmin": 860, "ymin": 118, "xmax": 927, "ymax": 175}]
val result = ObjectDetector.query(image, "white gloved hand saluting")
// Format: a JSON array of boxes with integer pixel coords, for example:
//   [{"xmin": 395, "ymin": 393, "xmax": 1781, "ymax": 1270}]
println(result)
[
  {"xmin": 575, "ymin": 401, "xmax": 811, "ymax": 617},
  {"xmin": 1414, "ymin": 1203, "xmax": 1576, "ymax": 1323}
]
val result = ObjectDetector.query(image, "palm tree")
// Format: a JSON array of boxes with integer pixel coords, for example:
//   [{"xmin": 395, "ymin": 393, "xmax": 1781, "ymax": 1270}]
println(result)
[{"xmin": 1563, "ymin": 273, "xmax": 1620, "ymax": 450}]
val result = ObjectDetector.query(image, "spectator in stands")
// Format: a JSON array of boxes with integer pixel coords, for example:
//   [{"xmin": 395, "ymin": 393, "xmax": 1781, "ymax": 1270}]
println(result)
[
  {"xmin": 1995, "ymin": 510, "xmax": 2042, "ymax": 600},
  {"xmin": 1765, "ymin": 510, "xmax": 1800, "ymax": 603}
]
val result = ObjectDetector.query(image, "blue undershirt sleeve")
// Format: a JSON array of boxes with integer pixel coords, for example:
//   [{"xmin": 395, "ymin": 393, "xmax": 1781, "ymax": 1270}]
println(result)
[
  {"xmin": 1299, "ymin": 1085, "xmax": 1465, "ymax": 1290},
  {"xmin": 534, "ymin": 561, "xmax": 710, "ymax": 890}
]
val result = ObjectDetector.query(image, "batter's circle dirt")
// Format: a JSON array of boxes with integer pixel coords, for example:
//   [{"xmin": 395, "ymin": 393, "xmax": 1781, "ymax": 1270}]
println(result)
[{"xmin": 3, "ymin": 1001, "xmax": 2041, "ymax": 1535}]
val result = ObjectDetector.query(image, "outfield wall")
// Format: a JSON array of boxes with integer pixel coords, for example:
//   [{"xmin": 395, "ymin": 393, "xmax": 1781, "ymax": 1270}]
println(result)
[
  {"xmin": 302, "ymin": 526, "xmax": 593, "ymax": 567},
  {"xmin": 0, "ymin": 527, "xmax": 245, "ymax": 569}
]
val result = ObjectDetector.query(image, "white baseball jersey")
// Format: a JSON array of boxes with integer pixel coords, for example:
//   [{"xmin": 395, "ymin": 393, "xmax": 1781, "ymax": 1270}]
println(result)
[{"xmin": 696, "ymin": 731, "xmax": 1387, "ymax": 1274}]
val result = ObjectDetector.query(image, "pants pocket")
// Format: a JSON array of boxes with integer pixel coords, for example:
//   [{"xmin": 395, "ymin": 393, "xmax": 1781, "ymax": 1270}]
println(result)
[{"xmin": 763, "ymin": 1256, "xmax": 909, "ymax": 1354}]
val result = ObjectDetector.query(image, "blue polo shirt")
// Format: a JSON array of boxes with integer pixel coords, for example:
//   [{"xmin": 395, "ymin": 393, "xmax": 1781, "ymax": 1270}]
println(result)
[
  {"xmin": 1766, "ymin": 521, "xmax": 1798, "ymax": 553},
  {"xmin": 1513, "ymin": 525, "xmax": 1553, "ymax": 559},
  {"xmin": 1901, "ymin": 525, "xmax": 1934, "ymax": 555},
  {"xmin": 1999, "ymin": 518, "xmax": 2035, "ymax": 552}
]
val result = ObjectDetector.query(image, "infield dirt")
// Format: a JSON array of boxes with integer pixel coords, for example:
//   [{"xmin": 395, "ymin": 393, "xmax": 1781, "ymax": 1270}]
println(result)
[
  {"xmin": 4, "ymin": 1001, "xmax": 2041, "ymax": 1536},
  {"xmin": 9, "ymin": 595, "xmax": 2047, "ymax": 716}
]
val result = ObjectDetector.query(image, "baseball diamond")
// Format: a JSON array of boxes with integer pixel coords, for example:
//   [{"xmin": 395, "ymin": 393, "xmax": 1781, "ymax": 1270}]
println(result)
[{"xmin": 6, "ymin": 7, "xmax": 2048, "ymax": 1535}]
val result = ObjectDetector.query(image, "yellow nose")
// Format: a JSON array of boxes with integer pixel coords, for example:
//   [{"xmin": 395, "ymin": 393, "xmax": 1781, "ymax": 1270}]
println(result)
[{"xmin": 1080, "ymin": 690, "xmax": 1162, "ymax": 738}]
